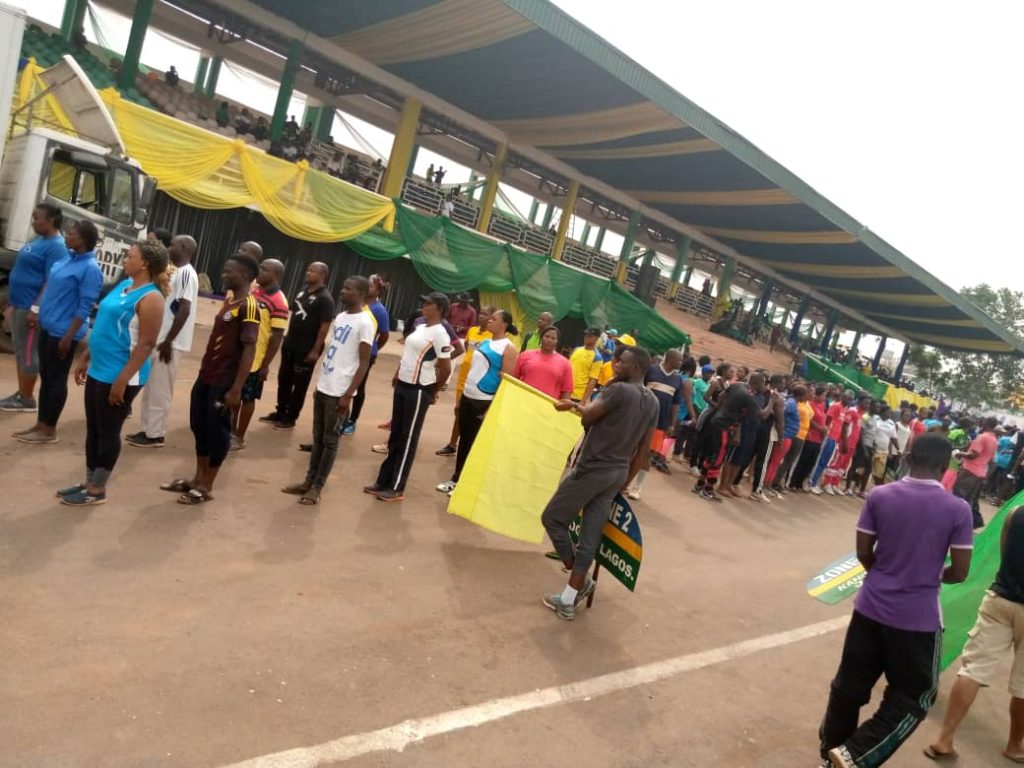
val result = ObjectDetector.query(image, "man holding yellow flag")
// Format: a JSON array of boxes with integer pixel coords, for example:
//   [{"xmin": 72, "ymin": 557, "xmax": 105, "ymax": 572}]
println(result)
[{"xmin": 540, "ymin": 346, "xmax": 659, "ymax": 620}]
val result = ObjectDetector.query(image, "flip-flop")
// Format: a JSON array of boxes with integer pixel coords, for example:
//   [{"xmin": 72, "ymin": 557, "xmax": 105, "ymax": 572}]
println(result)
[
  {"xmin": 922, "ymin": 745, "xmax": 958, "ymax": 761},
  {"xmin": 160, "ymin": 479, "xmax": 193, "ymax": 493},
  {"xmin": 177, "ymin": 488, "xmax": 211, "ymax": 505},
  {"xmin": 298, "ymin": 488, "xmax": 321, "ymax": 505}
]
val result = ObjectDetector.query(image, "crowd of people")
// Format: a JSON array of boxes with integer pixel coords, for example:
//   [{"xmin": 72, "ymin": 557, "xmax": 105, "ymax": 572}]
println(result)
[{"xmin": 5, "ymin": 210, "xmax": 1024, "ymax": 766}]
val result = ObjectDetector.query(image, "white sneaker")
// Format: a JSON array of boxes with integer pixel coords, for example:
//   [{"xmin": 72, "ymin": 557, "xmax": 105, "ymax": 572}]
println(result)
[
  {"xmin": 749, "ymin": 490, "xmax": 771, "ymax": 504},
  {"xmin": 824, "ymin": 485, "xmax": 837, "ymax": 496},
  {"xmin": 809, "ymin": 486, "xmax": 823, "ymax": 495},
  {"xmin": 436, "ymin": 480, "xmax": 456, "ymax": 494},
  {"xmin": 626, "ymin": 487, "xmax": 641, "ymax": 500},
  {"xmin": 689, "ymin": 466, "xmax": 701, "ymax": 477},
  {"xmin": 371, "ymin": 443, "xmax": 388, "ymax": 454}
]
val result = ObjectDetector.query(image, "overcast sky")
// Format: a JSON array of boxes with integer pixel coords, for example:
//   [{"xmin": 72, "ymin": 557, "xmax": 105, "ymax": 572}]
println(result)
[
  {"xmin": 23, "ymin": 0, "xmax": 1021, "ymax": 301},
  {"xmin": 550, "ymin": 0, "xmax": 1023, "ymax": 293}
]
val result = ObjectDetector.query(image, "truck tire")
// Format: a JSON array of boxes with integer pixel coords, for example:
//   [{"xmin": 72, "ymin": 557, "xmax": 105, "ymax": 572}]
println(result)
[{"xmin": 0, "ymin": 281, "xmax": 13, "ymax": 354}]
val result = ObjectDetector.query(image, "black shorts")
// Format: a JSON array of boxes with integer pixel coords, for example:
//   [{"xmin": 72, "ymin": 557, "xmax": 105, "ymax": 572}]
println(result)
[
  {"xmin": 241, "ymin": 371, "xmax": 264, "ymax": 403},
  {"xmin": 727, "ymin": 425, "xmax": 757, "ymax": 466}
]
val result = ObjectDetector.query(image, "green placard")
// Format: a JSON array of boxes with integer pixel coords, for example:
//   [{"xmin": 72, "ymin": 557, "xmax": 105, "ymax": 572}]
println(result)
[
  {"xmin": 568, "ymin": 494, "xmax": 643, "ymax": 592},
  {"xmin": 807, "ymin": 552, "xmax": 865, "ymax": 605}
]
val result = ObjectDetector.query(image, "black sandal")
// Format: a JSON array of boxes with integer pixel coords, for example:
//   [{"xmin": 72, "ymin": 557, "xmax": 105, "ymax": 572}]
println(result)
[
  {"xmin": 177, "ymin": 488, "xmax": 211, "ymax": 505},
  {"xmin": 298, "ymin": 487, "xmax": 322, "ymax": 505}
]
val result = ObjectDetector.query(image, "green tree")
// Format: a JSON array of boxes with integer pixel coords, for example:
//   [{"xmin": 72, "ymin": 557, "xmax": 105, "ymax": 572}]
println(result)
[{"xmin": 933, "ymin": 284, "xmax": 1024, "ymax": 408}]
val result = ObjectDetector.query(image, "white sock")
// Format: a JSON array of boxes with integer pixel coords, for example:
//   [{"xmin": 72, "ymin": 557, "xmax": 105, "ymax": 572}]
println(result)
[
  {"xmin": 633, "ymin": 470, "xmax": 648, "ymax": 490},
  {"xmin": 560, "ymin": 585, "xmax": 578, "ymax": 604}
]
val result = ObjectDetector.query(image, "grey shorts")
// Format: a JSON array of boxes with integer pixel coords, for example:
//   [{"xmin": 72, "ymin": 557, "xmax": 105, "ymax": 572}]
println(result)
[{"xmin": 12, "ymin": 308, "xmax": 40, "ymax": 375}]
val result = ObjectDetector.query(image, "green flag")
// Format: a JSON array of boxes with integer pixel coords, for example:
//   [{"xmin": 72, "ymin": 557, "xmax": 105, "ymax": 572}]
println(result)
[{"xmin": 939, "ymin": 490, "xmax": 1023, "ymax": 670}]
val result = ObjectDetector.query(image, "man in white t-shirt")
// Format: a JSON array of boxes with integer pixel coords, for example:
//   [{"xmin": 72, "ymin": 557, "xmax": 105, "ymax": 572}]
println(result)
[
  {"xmin": 282, "ymin": 276, "xmax": 375, "ymax": 505},
  {"xmin": 870, "ymin": 405, "xmax": 899, "ymax": 487},
  {"xmin": 130, "ymin": 235, "xmax": 199, "ymax": 447}
]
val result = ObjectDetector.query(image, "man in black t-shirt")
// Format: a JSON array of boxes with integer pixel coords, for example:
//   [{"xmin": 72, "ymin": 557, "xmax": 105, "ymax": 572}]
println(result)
[
  {"xmin": 261, "ymin": 262, "xmax": 334, "ymax": 429},
  {"xmin": 694, "ymin": 373, "xmax": 769, "ymax": 502}
]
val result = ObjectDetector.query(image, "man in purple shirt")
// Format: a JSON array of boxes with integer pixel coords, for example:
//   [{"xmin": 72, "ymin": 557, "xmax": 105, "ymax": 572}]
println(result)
[{"xmin": 819, "ymin": 433, "xmax": 974, "ymax": 768}]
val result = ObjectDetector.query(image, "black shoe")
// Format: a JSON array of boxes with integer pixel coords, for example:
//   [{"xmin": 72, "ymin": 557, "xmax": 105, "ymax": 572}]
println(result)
[
  {"xmin": 127, "ymin": 434, "xmax": 165, "ymax": 448},
  {"xmin": 298, "ymin": 443, "xmax": 312, "ymax": 452},
  {"xmin": 126, "ymin": 431, "xmax": 145, "ymax": 440},
  {"xmin": 259, "ymin": 412, "xmax": 282, "ymax": 423},
  {"xmin": 274, "ymin": 420, "xmax": 296, "ymax": 431}
]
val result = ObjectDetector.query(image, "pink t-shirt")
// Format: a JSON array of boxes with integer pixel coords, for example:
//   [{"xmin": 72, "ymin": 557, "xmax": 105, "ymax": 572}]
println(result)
[
  {"xmin": 963, "ymin": 431, "xmax": 997, "ymax": 477},
  {"xmin": 514, "ymin": 349, "xmax": 573, "ymax": 400}
]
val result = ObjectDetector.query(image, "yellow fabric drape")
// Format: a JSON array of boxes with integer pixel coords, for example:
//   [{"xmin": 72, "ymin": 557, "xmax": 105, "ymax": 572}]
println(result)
[
  {"xmin": 99, "ymin": 90, "xmax": 395, "ymax": 240},
  {"xmin": 884, "ymin": 385, "xmax": 936, "ymax": 411}
]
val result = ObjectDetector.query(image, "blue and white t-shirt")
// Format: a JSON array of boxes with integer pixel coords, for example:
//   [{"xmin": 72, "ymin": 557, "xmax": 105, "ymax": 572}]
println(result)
[
  {"xmin": 463, "ymin": 338, "xmax": 512, "ymax": 400},
  {"xmin": 316, "ymin": 309, "xmax": 376, "ymax": 397}
]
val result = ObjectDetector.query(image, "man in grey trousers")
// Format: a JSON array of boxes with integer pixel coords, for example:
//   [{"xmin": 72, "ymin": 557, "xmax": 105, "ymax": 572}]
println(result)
[{"xmin": 541, "ymin": 345, "xmax": 659, "ymax": 620}]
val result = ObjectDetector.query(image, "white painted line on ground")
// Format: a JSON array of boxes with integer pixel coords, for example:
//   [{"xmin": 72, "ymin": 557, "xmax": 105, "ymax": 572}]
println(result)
[{"xmin": 217, "ymin": 615, "xmax": 849, "ymax": 768}]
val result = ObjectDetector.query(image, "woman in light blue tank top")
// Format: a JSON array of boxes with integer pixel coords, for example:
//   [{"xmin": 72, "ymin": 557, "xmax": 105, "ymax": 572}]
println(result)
[
  {"xmin": 437, "ymin": 310, "xmax": 519, "ymax": 495},
  {"xmin": 58, "ymin": 242, "xmax": 168, "ymax": 506}
]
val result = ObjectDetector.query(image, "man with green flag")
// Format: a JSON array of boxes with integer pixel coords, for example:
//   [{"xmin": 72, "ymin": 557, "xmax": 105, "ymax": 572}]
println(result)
[{"xmin": 925, "ymin": 503, "xmax": 1024, "ymax": 763}]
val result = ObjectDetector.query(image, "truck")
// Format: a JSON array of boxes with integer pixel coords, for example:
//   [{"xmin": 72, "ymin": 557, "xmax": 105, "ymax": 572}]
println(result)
[{"xmin": 0, "ymin": 1, "xmax": 154, "ymax": 350}]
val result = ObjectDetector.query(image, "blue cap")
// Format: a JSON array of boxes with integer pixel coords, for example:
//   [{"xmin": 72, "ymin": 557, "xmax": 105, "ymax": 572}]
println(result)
[{"xmin": 701, "ymin": 364, "xmax": 714, "ymax": 373}]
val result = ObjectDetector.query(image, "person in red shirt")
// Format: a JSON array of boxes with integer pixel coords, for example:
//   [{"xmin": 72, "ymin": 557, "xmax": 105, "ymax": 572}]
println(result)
[
  {"xmin": 790, "ymin": 384, "xmax": 828, "ymax": 491},
  {"xmin": 810, "ymin": 389, "xmax": 852, "ymax": 493},
  {"xmin": 953, "ymin": 416, "xmax": 999, "ymax": 528},
  {"xmin": 448, "ymin": 292, "xmax": 477, "ymax": 339},
  {"xmin": 513, "ymin": 326, "xmax": 573, "ymax": 399},
  {"xmin": 821, "ymin": 393, "xmax": 869, "ymax": 494}
]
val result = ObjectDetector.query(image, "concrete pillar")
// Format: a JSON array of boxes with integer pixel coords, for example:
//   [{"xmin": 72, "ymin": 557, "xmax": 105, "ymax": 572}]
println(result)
[
  {"xmin": 379, "ymin": 97, "xmax": 422, "ymax": 200},
  {"xmin": 117, "ymin": 0, "xmax": 154, "ymax": 92},
  {"xmin": 270, "ymin": 39, "xmax": 304, "ymax": 142},
  {"xmin": 872, "ymin": 336, "xmax": 888, "ymax": 375},
  {"xmin": 193, "ymin": 55, "xmax": 210, "ymax": 94},
  {"xmin": 203, "ymin": 56, "xmax": 222, "ymax": 98},
  {"xmin": 666, "ymin": 236, "xmax": 692, "ymax": 300},
  {"xmin": 60, "ymin": 0, "xmax": 88, "ymax": 43},
  {"xmin": 550, "ymin": 180, "xmax": 580, "ymax": 261},
  {"xmin": 614, "ymin": 211, "xmax": 642, "ymax": 283},
  {"xmin": 789, "ymin": 296, "xmax": 811, "ymax": 344},
  {"xmin": 477, "ymin": 142, "xmax": 508, "ymax": 234},
  {"xmin": 540, "ymin": 202, "xmax": 555, "ymax": 229}
]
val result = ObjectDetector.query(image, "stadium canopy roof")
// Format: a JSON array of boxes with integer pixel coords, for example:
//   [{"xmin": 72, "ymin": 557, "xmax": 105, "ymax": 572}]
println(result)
[{"xmin": 182, "ymin": 0, "xmax": 1020, "ymax": 353}]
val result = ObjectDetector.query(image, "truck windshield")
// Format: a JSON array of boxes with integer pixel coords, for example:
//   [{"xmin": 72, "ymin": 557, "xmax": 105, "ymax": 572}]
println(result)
[{"xmin": 46, "ymin": 149, "xmax": 137, "ymax": 224}]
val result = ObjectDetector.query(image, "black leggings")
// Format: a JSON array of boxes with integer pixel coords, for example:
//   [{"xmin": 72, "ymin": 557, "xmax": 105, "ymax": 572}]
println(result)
[
  {"xmin": 37, "ymin": 329, "xmax": 78, "ymax": 428},
  {"xmin": 84, "ymin": 376, "xmax": 140, "ymax": 486},
  {"xmin": 349, "ymin": 355, "xmax": 377, "ymax": 424},
  {"xmin": 453, "ymin": 395, "xmax": 491, "ymax": 483}
]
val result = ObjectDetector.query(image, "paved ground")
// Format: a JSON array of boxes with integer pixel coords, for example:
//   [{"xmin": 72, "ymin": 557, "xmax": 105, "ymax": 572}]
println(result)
[{"xmin": 0, "ymin": 333, "xmax": 1012, "ymax": 768}]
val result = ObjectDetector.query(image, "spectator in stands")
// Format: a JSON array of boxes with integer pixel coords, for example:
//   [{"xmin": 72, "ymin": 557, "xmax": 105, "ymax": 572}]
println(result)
[
  {"xmin": 327, "ymin": 151, "xmax": 343, "ymax": 177},
  {"xmin": 215, "ymin": 101, "xmax": 230, "ymax": 128},
  {"xmin": 440, "ymin": 195, "xmax": 455, "ymax": 219},
  {"xmin": 282, "ymin": 142, "xmax": 299, "ymax": 162},
  {"xmin": 426, "ymin": 163, "xmax": 435, "ymax": 183},
  {"xmin": 701, "ymin": 278, "xmax": 713, "ymax": 296},
  {"xmin": 253, "ymin": 116, "xmax": 269, "ymax": 142},
  {"xmin": 165, "ymin": 66, "xmax": 179, "ymax": 87},
  {"xmin": 148, "ymin": 228, "xmax": 172, "ymax": 248},
  {"xmin": 449, "ymin": 293, "xmax": 477, "ymax": 339},
  {"xmin": 284, "ymin": 115, "xmax": 300, "ymax": 140},
  {"xmin": 235, "ymin": 108, "xmax": 253, "ymax": 136},
  {"xmin": 434, "ymin": 167, "xmax": 446, "ymax": 185}
]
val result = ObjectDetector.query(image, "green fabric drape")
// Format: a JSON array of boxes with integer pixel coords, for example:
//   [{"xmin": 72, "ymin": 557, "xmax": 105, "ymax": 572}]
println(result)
[
  {"xmin": 347, "ymin": 207, "xmax": 690, "ymax": 352},
  {"xmin": 805, "ymin": 353, "xmax": 888, "ymax": 399}
]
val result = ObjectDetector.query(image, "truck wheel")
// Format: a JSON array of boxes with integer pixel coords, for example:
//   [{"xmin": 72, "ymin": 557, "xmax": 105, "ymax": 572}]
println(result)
[{"xmin": 0, "ymin": 282, "xmax": 13, "ymax": 354}]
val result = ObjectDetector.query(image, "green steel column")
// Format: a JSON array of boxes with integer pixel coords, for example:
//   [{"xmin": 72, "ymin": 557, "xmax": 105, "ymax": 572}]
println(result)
[
  {"xmin": 318, "ymin": 107, "xmax": 336, "ymax": 141},
  {"xmin": 60, "ymin": 0, "xmax": 88, "ymax": 42},
  {"xmin": 540, "ymin": 203, "xmax": 555, "ymax": 229},
  {"xmin": 712, "ymin": 257, "xmax": 736, "ymax": 318},
  {"xmin": 846, "ymin": 330, "xmax": 862, "ymax": 365},
  {"xmin": 193, "ymin": 55, "xmax": 210, "ymax": 94},
  {"xmin": 667, "ymin": 236, "xmax": 691, "ymax": 299},
  {"xmin": 467, "ymin": 172, "xmax": 479, "ymax": 200},
  {"xmin": 270, "ymin": 39, "xmax": 304, "ymax": 142},
  {"xmin": 580, "ymin": 222, "xmax": 591, "ymax": 245},
  {"xmin": 640, "ymin": 248, "xmax": 656, "ymax": 268},
  {"xmin": 594, "ymin": 227, "xmax": 606, "ymax": 251},
  {"xmin": 780, "ymin": 309, "xmax": 791, "ymax": 333},
  {"xmin": 682, "ymin": 266, "xmax": 693, "ymax": 288},
  {"xmin": 301, "ymin": 105, "xmax": 321, "ymax": 131},
  {"xmin": 527, "ymin": 200, "xmax": 539, "ymax": 223},
  {"xmin": 118, "ymin": 0, "xmax": 154, "ymax": 92},
  {"xmin": 789, "ymin": 296, "xmax": 811, "ymax": 344},
  {"xmin": 203, "ymin": 56, "xmax": 222, "ymax": 97},
  {"xmin": 615, "ymin": 210, "xmax": 642, "ymax": 284}
]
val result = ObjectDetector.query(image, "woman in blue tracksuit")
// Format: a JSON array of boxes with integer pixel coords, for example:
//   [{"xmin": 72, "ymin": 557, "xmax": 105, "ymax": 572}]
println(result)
[
  {"xmin": 58, "ymin": 242, "xmax": 168, "ymax": 505},
  {"xmin": 436, "ymin": 310, "xmax": 519, "ymax": 495}
]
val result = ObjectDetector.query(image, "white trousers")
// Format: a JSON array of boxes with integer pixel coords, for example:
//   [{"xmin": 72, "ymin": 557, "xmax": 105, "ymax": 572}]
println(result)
[{"xmin": 140, "ymin": 348, "xmax": 181, "ymax": 438}]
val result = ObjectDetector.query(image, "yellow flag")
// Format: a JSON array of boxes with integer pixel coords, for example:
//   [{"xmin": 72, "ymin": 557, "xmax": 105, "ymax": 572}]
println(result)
[{"xmin": 449, "ymin": 375, "xmax": 584, "ymax": 543}]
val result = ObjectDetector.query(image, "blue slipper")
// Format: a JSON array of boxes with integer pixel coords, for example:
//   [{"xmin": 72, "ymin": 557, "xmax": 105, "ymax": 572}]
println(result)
[{"xmin": 55, "ymin": 484, "xmax": 86, "ymax": 498}]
